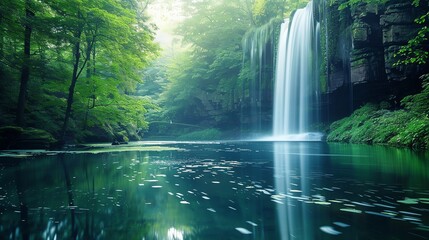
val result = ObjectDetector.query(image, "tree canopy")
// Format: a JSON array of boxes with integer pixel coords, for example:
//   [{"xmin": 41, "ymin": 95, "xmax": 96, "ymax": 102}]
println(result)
[{"xmin": 0, "ymin": 0, "xmax": 159, "ymax": 143}]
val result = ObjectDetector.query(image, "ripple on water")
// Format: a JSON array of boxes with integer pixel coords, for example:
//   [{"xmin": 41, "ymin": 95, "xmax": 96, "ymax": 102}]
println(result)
[
  {"xmin": 320, "ymin": 226, "xmax": 341, "ymax": 235},
  {"xmin": 246, "ymin": 221, "xmax": 258, "ymax": 227},
  {"xmin": 333, "ymin": 222, "xmax": 350, "ymax": 228},
  {"xmin": 235, "ymin": 227, "xmax": 252, "ymax": 234}
]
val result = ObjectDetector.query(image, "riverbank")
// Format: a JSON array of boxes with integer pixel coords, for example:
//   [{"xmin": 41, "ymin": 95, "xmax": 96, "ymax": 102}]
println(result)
[
  {"xmin": 327, "ymin": 74, "xmax": 429, "ymax": 150},
  {"xmin": 326, "ymin": 103, "xmax": 429, "ymax": 149}
]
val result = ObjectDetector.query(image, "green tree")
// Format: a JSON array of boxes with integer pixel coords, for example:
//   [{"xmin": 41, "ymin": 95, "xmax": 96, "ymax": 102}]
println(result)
[
  {"xmin": 0, "ymin": 0, "xmax": 158, "ymax": 143},
  {"xmin": 252, "ymin": 0, "xmax": 289, "ymax": 25},
  {"xmin": 0, "ymin": 0, "xmax": 53, "ymax": 126},
  {"xmin": 160, "ymin": 0, "xmax": 252, "ymax": 126},
  {"xmin": 39, "ymin": 0, "xmax": 158, "ymax": 141}
]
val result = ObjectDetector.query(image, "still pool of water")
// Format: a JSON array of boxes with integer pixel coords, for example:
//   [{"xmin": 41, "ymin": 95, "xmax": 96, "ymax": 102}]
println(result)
[{"xmin": 0, "ymin": 141, "xmax": 428, "ymax": 239}]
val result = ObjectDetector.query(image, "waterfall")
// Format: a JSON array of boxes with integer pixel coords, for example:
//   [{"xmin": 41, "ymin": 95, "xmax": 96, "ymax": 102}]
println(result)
[
  {"xmin": 272, "ymin": 1, "xmax": 322, "ymax": 141},
  {"xmin": 241, "ymin": 19, "xmax": 278, "ymax": 137}
]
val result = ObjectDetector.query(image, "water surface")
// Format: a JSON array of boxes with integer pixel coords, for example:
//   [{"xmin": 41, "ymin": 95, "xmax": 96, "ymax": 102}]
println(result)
[{"xmin": 0, "ymin": 142, "xmax": 428, "ymax": 239}]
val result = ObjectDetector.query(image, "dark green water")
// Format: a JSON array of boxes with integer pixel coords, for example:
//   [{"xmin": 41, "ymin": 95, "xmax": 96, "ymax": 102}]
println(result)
[{"xmin": 0, "ymin": 142, "xmax": 428, "ymax": 239}]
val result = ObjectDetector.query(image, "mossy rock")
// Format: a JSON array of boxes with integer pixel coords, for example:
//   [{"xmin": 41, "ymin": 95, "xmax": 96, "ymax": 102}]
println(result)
[{"xmin": 0, "ymin": 126, "xmax": 57, "ymax": 150}]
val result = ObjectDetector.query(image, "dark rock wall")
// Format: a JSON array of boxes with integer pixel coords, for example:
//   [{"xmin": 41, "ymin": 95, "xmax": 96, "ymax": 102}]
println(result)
[
  {"xmin": 318, "ymin": 0, "xmax": 429, "ymax": 122},
  {"xmin": 381, "ymin": 2, "xmax": 424, "ymax": 82},
  {"xmin": 350, "ymin": 3, "xmax": 386, "ymax": 86}
]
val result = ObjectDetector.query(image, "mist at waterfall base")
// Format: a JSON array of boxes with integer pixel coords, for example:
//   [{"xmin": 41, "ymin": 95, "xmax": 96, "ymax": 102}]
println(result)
[{"xmin": 262, "ymin": 1, "xmax": 323, "ymax": 142}]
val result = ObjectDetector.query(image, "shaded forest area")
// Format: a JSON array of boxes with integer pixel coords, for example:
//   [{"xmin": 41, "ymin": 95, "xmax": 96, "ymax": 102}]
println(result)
[{"xmin": 0, "ymin": 0, "xmax": 158, "ymax": 147}]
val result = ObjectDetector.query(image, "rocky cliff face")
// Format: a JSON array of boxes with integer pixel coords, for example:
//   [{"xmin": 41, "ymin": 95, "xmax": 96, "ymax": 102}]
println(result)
[
  {"xmin": 350, "ymin": 3, "xmax": 386, "ymax": 86},
  {"xmin": 380, "ymin": 2, "xmax": 425, "ymax": 82},
  {"xmin": 319, "ymin": 0, "xmax": 428, "ymax": 121}
]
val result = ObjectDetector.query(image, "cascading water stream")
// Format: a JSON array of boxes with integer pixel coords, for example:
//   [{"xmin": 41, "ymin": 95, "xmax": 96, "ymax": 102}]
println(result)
[
  {"xmin": 271, "ymin": 1, "xmax": 322, "ymax": 141},
  {"xmin": 241, "ymin": 19, "xmax": 278, "ymax": 136}
]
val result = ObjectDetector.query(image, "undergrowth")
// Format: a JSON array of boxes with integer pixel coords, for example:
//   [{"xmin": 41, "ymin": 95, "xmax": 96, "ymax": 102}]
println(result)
[{"xmin": 327, "ymin": 74, "xmax": 429, "ymax": 149}]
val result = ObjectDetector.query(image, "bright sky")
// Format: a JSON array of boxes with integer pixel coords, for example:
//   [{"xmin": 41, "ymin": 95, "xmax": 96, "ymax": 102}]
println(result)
[{"xmin": 147, "ymin": 0, "xmax": 186, "ymax": 52}]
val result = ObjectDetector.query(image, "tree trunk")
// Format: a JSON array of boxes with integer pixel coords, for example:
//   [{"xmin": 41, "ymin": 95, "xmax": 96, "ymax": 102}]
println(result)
[
  {"xmin": 92, "ymin": 40, "xmax": 96, "ymax": 75},
  {"xmin": 83, "ymin": 37, "xmax": 93, "ymax": 130},
  {"xmin": 16, "ymin": 1, "xmax": 34, "ymax": 126},
  {"xmin": 61, "ymin": 14, "xmax": 94, "ymax": 142},
  {"xmin": 61, "ymin": 26, "xmax": 83, "ymax": 142},
  {"xmin": 86, "ymin": 37, "xmax": 92, "ymax": 78}
]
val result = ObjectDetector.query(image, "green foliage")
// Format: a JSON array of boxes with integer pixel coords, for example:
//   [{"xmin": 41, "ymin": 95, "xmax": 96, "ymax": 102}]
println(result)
[
  {"xmin": 161, "ymin": 53, "xmax": 206, "ymax": 122},
  {"xmin": 177, "ymin": 128, "xmax": 222, "ymax": 140},
  {"xmin": 328, "ymin": 76, "xmax": 429, "ymax": 149},
  {"xmin": 138, "ymin": 59, "xmax": 169, "ymax": 101},
  {"xmin": 159, "ymin": 0, "xmax": 253, "ymax": 127},
  {"xmin": 0, "ymin": 0, "xmax": 159, "ymax": 142},
  {"xmin": 253, "ymin": 0, "xmax": 267, "ymax": 18},
  {"xmin": 389, "ymin": 117, "xmax": 429, "ymax": 149},
  {"xmin": 401, "ymin": 74, "xmax": 429, "ymax": 115},
  {"xmin": 328, "ymin": 104, "xmax": 378, "ymax": 142},
  {"xmin": 250, "ymin": 0, "xmax": 310, "ymax": 25},
  {"xmin": 252, "ymin": 0, "xmax": 294, "ymax": 25},
  {"xmin": 394, "ymin": 12, "xmax": 429, "ymax": 66}
]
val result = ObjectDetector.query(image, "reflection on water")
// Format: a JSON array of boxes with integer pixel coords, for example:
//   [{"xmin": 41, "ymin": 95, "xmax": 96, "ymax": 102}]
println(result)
[
  {"xmin": 273, "ymin": 142, "xmax": 429, "ymax": 239},
  {"xmin": 274, "ymin": 143, "xmax": 317, "ymax": 240},
  {"xmin": 167, "ymin": 227, "xmax": 184, "ymax": 240},
  {"xmin": 0, "ymin": 142, "xmax": 428, "ymax": 239}
]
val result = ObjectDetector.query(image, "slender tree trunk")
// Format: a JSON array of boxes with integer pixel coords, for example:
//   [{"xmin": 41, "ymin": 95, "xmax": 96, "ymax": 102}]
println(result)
[
  {"xmin": 61, "ymin": 27, "xmax": 82, "ymax": 142},
  {"xmin": 61, "ymin": 18, "xmax": 95, "ymax": 142},
  {"xmin": 92, "ymin": 40, "xmax": 96, "ymax": 75},
  {"xmin": 83, "ymin": 36, "xmax": 96, "ymax": 130},
  {"xmin": 16, "ymin": 1, "xmax": 34, "ymax": 126},
  {"xmin": 85, "ymin": 37, "xmax": 92, "ymax": 78}
]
